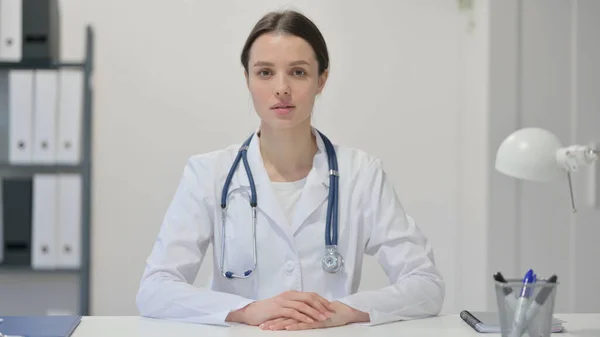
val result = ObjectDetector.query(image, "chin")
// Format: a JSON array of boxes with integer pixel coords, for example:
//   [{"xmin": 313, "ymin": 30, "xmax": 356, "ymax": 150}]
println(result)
[{"xmin": 260, "ymin": 113, "xmax": 311, "ymax": 131}]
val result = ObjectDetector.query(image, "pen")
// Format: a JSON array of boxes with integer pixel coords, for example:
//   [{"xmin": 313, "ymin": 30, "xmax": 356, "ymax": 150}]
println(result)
[
  {"xmin": 509, "ymin": 269, "xmax": 536, "ymax": 337},
  {"xmin": 493, "ymin": 272, "xmax": 518, "ymax": 311},
  {"xmin": 521, "ymin": 274, "xmax": 558, "ymax": 337}
]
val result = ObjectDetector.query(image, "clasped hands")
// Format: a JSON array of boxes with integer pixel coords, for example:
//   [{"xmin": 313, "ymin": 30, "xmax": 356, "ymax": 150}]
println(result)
[{"xmin": 225, "ymin": 290, "xmax": 369, "ymax": 331}]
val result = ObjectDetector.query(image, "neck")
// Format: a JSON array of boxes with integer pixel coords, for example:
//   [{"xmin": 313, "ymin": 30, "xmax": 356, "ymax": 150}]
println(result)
[{"xmin": 258, "ymin": 122, "xmax": 317, "ymax": 182}]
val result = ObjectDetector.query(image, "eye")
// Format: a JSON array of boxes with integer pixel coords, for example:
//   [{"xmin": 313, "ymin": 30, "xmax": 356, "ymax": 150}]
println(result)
[
  {"xmin": 257, "ymin": 69, "xmax": 272, "ymax": 77},
  {"xmin": 292, "ymin": 69, "xmax": 306, "ymax": 77}
]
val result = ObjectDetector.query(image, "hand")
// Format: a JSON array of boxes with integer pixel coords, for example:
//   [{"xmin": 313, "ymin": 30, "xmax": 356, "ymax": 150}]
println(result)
[
  {"xmin": 259, "ymin": 301, "xmax": 370, "ymax": 331},
  {"xmin": 225, "ymin": 290, "xmax": 336, "ymax": 326}
]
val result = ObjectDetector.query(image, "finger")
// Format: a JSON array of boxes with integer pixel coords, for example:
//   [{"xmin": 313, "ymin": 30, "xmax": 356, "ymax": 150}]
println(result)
[
  {"xmin": 285, "ymin": 322, "xmax": 322, "ymax": 331},
  {"xmin": 259, "ymin": 318, "xmax": 288, "ymax": 330},
  {"xmin": 287, "ymin": 292, "xmax": 333, "ymax": 317},
  {"xmin": 308, "ymin": 293, "xmax": 336, "ymax": 314},
  {"xmin": 303, "ymin": 292, "xmax": 335, "ymax": 313},
  {"xmin": 284, "ymin": 300, "xmax": 327, "ymax": 322},
  {"xmin": 281, "ymin": 308, "xmax": 314, "ymax": 324},
  {"xmin": 297, "ymin": 292, "xmax": 331, "ymax": 315},
  {"xmin": 269, "ymin": 319, "xmax": 299, "ymax": 331}
]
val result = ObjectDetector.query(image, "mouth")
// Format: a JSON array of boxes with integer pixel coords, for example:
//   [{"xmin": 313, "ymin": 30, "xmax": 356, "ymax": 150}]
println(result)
[{"xmin": 271, "ymin": 103, "xmax": 296, "ymax": 115}]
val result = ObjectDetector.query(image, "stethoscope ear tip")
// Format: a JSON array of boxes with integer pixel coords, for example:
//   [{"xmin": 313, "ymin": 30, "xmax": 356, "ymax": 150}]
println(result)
[
  {"xmin": 225, "ymin": 271, "xmax": 233, "ymax": 279},
  {"xmin": 244, "ymin": 270, "xmax": 253, "ymax": 276}
]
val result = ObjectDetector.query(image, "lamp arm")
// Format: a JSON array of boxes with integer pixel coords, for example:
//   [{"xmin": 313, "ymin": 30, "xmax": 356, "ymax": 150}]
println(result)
[
  {"xmin": 556, "ymin": 145, "xmax": 598, "ymax": 172},
  {"xmin": 555, "ymin": 145, "xmax": 598, "ymax": 213}
]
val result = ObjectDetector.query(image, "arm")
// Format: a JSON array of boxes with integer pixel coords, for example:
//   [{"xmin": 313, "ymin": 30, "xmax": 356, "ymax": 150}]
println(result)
[
  {"xmin": 336, "ymin": 158, "xmax": 445, "ymax": 326},
  {"xmin": 136, "ymin": 158, "xmax": 255, "ymax": 326}
]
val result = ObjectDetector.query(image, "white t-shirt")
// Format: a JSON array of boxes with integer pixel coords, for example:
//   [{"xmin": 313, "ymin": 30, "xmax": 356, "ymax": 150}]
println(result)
[{"xmin": 271, "ymin": 177, "xmax": 307, "ymax": 226}]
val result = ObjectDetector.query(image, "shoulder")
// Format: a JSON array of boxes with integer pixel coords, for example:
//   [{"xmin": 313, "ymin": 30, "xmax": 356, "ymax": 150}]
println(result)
[
  {"xmin": 180, "ymin": 143, "xmax": 241, "ymax": 181},
  {"xmin": 333, "ymin": 144, "xmax": 385, "ymax": 179}
]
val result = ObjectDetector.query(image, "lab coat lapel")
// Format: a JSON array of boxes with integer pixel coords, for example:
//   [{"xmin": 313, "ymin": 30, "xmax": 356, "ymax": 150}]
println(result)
[
  {"xmin": 290, "ymin": 130, "xmax": 330, "ymax": 236},
  {"xmin": 235, "ymin": 132, "xmax": 291, "ymax": 237}
]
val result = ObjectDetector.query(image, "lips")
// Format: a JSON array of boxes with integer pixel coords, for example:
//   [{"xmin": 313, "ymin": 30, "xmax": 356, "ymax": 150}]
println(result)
[
  {"xmin": 271, "ymin": 102, "xmax": 296, "ymax": 116},
  {"xmin": 271, "ymin": 103, "xmax": 295, "ymax": 109}
]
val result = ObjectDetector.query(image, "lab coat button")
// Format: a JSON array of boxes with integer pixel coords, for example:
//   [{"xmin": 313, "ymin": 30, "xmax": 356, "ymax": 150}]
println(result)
[{"xmin": 285, "ymin": 261, "xmax": 295, "ymax": 272}]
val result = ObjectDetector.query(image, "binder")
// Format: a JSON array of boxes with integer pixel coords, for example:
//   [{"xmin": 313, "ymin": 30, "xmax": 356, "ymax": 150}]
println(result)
[
  {"xmin": 21, "ymin": 0, "xmax": 61, "ymax": 63},
  {"xmin": 31, "ymin": 174, "xmax": 58, "ymax": 269},
  {"xmin": 1, "ymin": 177, "xmax": 33, "ymax": 265},
  {"xmin": 0, "ymin": 0, "xmax": 23, "ymax": 62},
  {"xmin": 0, "ymin": 71, "xmax": 8, "ymax": 162},
  {"xmin": 0, "ymin": 174, "xmax": 4, "ymax": 263},
  {"xmin": 57, "ymin": 174, "xmax": 81, "ymax": 268},
  {"xmin": 56, "ymin": 69, "xmax": 83, "ymax": 164},
  {"xmin": 32, "ymin": 69, "xmax": 58, "ymax": 164},
  {"xmin": 8, "ymin": 70, "xmax": 34, "ymax": 164}
]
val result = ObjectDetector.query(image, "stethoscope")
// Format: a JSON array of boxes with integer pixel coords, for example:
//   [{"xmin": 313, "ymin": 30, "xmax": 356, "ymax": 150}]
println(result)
[{"xmin": 220, "ymin": 130, "xmax": 343, "ymax": 279}]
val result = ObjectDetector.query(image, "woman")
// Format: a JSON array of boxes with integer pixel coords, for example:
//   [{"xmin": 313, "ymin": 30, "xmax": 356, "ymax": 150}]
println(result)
[{"xmin": 136, "ymin": 9, "xmax": 444, "ymax": 331}]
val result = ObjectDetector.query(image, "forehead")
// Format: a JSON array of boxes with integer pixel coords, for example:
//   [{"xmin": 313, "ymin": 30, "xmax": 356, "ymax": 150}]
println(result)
[{"xmin": 249, "ymin": 32, "xmax": 316, "ymax": 64}]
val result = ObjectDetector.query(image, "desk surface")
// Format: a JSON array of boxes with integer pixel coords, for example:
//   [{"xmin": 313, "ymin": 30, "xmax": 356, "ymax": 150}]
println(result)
[{"xmin": 71, "ymin": 314, "xmax": 600, "ymax": 337}]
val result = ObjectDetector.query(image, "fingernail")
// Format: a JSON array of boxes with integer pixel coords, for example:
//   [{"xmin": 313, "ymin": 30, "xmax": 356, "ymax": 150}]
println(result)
[
  {"xmin": 308, "ymin": 318, "xmax": 314, "ymax": 323},
  {"xmin": 320, "ymin": 314, "xmax": 327, "ymax": 321}
]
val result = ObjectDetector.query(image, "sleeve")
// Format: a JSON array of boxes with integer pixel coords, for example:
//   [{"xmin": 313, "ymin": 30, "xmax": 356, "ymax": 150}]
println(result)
[
  {"xmin": 136, "ymin": 157, "xmax": 255, "ymax": 326},
  {"xmin": 336, "ymin": 158, "xmax": 445, "ymax": 326}
]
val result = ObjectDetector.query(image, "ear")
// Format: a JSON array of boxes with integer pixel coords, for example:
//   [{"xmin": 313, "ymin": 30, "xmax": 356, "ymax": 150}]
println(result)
[
  {"xmin": 316, "ymin": 69, "xmax": 329, "ymax": 95},
  {"xmin": 244, "ymin": 70, "xmax": 249, "ymax": 87}
]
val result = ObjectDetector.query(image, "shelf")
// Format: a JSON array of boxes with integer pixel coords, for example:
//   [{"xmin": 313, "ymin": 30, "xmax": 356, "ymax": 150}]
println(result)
[
  {"xmin": 0, "ymin": 265, "xmax": 80, "ymax": 274},
  {"xmin": 0, "ymin": 164, "xmax": 85, "ymax": 175},
  {"xmin": 0, "ymin": 25, "xmax": 94, "ymax": 316},
  {"xmin": 0, "ymin": 60, "xmax": 85, "ymax": 70},
  {"xmin": 0, "ymin": 163, "xmax": 85, "ymax": 169}
]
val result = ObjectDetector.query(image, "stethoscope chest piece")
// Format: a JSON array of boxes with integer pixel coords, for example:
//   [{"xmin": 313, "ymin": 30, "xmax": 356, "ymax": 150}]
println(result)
[{"xmin": 321, "ymin": 245, "xmax": 344, "ymax": 274}]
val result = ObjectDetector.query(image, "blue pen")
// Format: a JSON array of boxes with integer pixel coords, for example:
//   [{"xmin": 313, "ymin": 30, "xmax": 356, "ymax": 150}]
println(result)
[{"xmin": 509, "ymin": 269, "xmax": 536, "ymax": 337}]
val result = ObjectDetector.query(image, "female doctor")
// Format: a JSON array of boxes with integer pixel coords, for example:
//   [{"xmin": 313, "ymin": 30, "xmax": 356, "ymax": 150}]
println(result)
[{"xmin": 136, "ymin": 9, "xmax": 444, "ymax": 331}]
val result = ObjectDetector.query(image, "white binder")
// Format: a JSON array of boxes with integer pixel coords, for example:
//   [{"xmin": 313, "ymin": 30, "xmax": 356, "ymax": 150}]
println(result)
[
  {"xmin": 57, "ymin": 174, "xmax": 81, "ymax": 268},
  {"xmin": 56, "ymin": 69, "xmax": 83, "ymax": 164},
  {"xmin": 8, "ymin": 69, "xmax": 34, "ymax": 164},
  {"xmin": 0, "ymin": 175, "xmax": 4, "ymax": 263},
  {"xmin": 0, "ymin": 0, "xmax": 23, "ymax": 62},
  {"xmin": 32, "ymin": 69, "xmax": 58, "ymax": 164},
  {"xmin": 31, "ymin": 174, "xmax": 58, "ymax": 269}
]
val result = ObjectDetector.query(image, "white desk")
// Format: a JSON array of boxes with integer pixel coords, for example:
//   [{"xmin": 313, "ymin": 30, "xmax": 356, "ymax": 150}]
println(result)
[{"xmin": 71, "ymin": 314, "xmax": 600, "ymax": 337}]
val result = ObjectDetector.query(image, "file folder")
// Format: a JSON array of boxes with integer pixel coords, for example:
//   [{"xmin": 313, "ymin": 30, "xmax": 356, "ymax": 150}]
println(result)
[
  {"xmin": 32, "ymin": 69, "xmax": 58, "ymax": 164},
  {"xmin": 0, "ymin": 0, "xmax": 23, "ymax": 62},
  {"xmin": 56, "ymin": 69, "xmax": 83, "ymax": 164},
  {"xmin": 31, "ymin": 174, "xmax": 58, "ymax": 269},
  {"xmin": 1, "ymin": 177, "xmax": 33, "ymax": 265},
  {"xmin": 57, "ymin": 174, "xmax": 81, "ymax": 268},
  {"xmin": 0, "ymin": 315, "xmax": 81, "ymax": 337},
  {"xmin": 8, "ymin": 70, "xmax": 34, "ymax": 164}
]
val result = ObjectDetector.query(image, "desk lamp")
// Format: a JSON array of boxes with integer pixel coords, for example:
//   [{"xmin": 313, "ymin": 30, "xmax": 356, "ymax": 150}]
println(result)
[{"xmin": 495, "ymin": 127, "xmax": 598, "ymax": 212}]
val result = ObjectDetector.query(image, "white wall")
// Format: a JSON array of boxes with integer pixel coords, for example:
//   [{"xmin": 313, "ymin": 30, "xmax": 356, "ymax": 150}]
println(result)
[
  {"xmin": 59, "ymin": 0, "xmax": 464, "ymax": 315},
  {"xmin": 57, "ymin": 0, "xmax": 600, "ymax": 317},
  {"xmin": 485, "ymin": 0, "xmax": 600, "ymax": 313}
]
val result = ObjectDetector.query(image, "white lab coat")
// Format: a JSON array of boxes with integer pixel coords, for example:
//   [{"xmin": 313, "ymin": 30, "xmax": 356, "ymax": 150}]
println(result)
[{"xmin": 136, "ymin": 128, "xmax": 445, "ymax": 326}]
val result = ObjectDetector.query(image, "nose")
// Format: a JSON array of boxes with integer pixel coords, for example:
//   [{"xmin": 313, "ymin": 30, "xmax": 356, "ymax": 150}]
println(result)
[
  {"xmin": 276, "ymin": 88, "xmax": 290, "ymax": 96},
  {"xmin": 275, "ymin": 75, "xmax": 291, "ymax": 97}
]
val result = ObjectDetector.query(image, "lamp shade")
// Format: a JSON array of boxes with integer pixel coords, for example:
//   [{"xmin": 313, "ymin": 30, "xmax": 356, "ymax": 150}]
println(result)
[{"xmin": 495, "ymin": 127, "xmax": 566, "ymax": 182}]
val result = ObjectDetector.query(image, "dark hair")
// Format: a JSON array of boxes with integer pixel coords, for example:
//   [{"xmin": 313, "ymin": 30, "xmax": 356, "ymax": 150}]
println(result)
[{"xmin": 241, "ymin": 10, "xmax": 329, "ymax": 75}]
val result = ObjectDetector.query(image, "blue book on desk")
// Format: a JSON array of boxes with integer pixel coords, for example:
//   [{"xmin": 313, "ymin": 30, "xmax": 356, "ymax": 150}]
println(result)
[{"xmin": 0, "ymin": 316, "xmax": 81, "ymax": 337}]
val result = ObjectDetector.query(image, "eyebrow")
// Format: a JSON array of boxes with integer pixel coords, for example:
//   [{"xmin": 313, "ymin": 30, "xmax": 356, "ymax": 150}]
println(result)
[{"xmin": 253, "ymin": 60, "xmax": 310, "ymax": 67}]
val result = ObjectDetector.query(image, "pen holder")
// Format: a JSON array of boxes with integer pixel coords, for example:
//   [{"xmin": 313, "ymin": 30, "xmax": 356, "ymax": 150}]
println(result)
[{"xmin": 494, "ymin": 279, "xmax": 559, "ymax": 337}]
